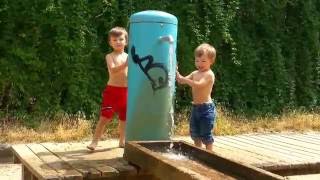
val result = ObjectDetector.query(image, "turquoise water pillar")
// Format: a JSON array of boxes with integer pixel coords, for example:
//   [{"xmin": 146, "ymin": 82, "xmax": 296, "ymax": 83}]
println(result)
[{"xmin": 126, "ymin": 10, "xmax": 178, "ymax": 141}]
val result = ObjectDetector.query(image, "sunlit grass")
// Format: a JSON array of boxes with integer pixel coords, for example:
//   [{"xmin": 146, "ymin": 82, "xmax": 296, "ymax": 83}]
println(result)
[
  {"xmin": 1, "ymin": 119, "xmax": 92, "ymax": 143},
  {"xmin": 174, "ymin": 107, "xmax": 320, "ymax": 136},
  {"xmin": 1, "ymin": 108, "xmax": 320, "ymax": 143},
  {"xmin": 0, "ymin": 114, "xmax": 121, "ymax": 143}
]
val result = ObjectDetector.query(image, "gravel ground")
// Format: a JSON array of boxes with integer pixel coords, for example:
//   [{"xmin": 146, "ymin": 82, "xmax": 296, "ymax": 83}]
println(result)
[
  {"xmin": 0, "ymin": 144, "xmax": 21, "ymax": 180},
  {"xmin": 0, "ymin": 164, "xmax": 22, "ymax": 180}
]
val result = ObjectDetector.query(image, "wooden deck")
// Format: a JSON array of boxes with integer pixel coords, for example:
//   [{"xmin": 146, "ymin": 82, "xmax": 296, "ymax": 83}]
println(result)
[
  {"xmin": 12, "ymin": 140, "xmax": 149, "ymax": 180},
  {"xmin": 215, "ymin": 133, "xmax": 320, "ymax": 170},
  {"xmin": 12, "ymin": 132, "xmax": 320, "ymax": 180},
  {"xmin": 176, "ymin": 132, "xmax": 320, "ymax": 179}
]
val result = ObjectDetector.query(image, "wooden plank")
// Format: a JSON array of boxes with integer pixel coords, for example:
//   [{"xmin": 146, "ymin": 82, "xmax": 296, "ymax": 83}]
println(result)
[
  {"xmin": 66, "ymin": 142, "xmax": 137, "ymax": 176},
  {"xmin": 181, "ymin": 141, "xmax": 285, "ymax": 180},
  {"xmin": 42, "ymin": 141, "xmax": 137, "ymax": 178},
  {"xmin": 12, "ymin": 144, "xmax": 60, "ymax": 180},
  {"xmin": 179, "ymin": 136, "xmax": 272, "ymax": 165},
  {"xmin": 215, "ymin": 138, "xmax": 270, "ymax": 162},
  {"xmin": 27, "ymin": 144, "xmax": 83, "ymax": 180},
  {"xmin": 214, "ymin": 140, "xmax": 282, "ymax": 167},
  {"xmin": 287, "ymin": 173, "xmax": 320, "ymax": 180},
  {"xmin": 301, "ymin": 133, "xmax": 320, "ymax": 140},
  {"xmin": 283, "ymin": 134, "xmax": 320, "ymax": 145},
  {"xmin": 225, "ymin": 135, "xmax": 314, "ymax": 161},
  {"xmin": 299, "ymin": 134, "xmax": 320, "ymax": 142},
  {"xmin": 213, "ymin": 144, "xmax": 264, "ymax": 164},
  {"xmin": 216, "ymin": 136, "xmax": 299, "ymax": 163},
  {"xmin": 219, "ymin": 134, "xmax": 320, "ymax": 176},
  {"xmin": 307, "ymin": 133, "xmax": 320, "ymax": 137},
  {"xmin": 241, "ymin": 135, "xmax": 320, "ymax": 160},
  {"xmin": 274, "ymin": 134, "xmax": 320, "ymax": 151},
  {"xmin": 41, "ymin": 142, "xmax": 102, "ymax": 179},
  {"xmin": 176, "ymin": 135, "xmax": 286, "ymax": 167},
  {"xmin": 261, "ymin": 134, "xmax": 320, "ymax": 155},
  {"xmin": 279, "ymin": 134, "xmax": 320, "ymax": 145},
  {"xmin": 178, "ymin": 133, "xmax": 320, "ymax": 171},
  {"xmin": 216, "ymin": 136, "xmax": 304, "ymax": 163}
]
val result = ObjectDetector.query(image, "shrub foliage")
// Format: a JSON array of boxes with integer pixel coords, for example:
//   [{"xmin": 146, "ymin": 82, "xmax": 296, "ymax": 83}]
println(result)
[{"xmin": 0, "ymin": 0, "xmax": 319, "ymax": 119}]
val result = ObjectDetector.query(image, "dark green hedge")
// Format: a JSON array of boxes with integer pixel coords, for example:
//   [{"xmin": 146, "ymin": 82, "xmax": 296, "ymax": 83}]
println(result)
[{"xmin": 0, "ymin": 0, "xmax": 319, "ymax": 118}]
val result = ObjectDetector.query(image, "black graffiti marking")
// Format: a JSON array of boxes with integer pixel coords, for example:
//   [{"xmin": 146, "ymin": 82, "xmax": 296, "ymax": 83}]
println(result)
[{"xmin": 131, "ymin": 46, "xmax": 168, "ymax": 92}]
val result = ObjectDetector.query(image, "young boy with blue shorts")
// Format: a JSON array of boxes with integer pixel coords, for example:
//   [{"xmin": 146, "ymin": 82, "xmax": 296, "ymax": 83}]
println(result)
[{"xmin": 176, "ymin": 43, "xmax": 216, "ymax": 151}]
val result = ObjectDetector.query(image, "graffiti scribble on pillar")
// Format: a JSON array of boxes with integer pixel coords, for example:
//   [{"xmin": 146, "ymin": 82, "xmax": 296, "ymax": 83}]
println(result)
[{"xmin": 131, "ymin": 46, "xmax": 168, "ymax": 92}]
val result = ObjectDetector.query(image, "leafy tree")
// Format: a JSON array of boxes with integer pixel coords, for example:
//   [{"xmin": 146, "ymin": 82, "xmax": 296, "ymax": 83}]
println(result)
[{"xmin": 0, "ymin": 0, "xmax": 319, "ymax": 122}]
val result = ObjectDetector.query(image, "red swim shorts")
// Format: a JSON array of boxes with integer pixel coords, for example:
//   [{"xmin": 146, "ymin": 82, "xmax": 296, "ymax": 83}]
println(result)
[{"xmin": 100, "ymin": 85, "xmax": 128, "ymax": 121}]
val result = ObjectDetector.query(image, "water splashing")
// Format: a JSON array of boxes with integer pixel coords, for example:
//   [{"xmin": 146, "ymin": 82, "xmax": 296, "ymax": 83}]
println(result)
[
  {"xmin": 159, "ymin": 142, "xmax": 190, "ymax": 161},
  {"xmin": 167, "ymin": 37, "xmax": 175, "ymax": 138},
  {"xmin": 169, "ymin": 142, "xmax": 174, "ymax": 149},
  {"xmin": 160, "ymin": 35, "xmax": 176, "ymax": 139},
  {"xmin": 162, "ymin": 152, "xmax": 189, "ymax": 160}
]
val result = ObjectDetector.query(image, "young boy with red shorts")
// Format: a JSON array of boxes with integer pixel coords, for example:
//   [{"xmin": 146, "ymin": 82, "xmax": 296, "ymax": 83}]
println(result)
[{"xmin": 87, "ymin": 27, "xmax": 128, "ymax": 150}]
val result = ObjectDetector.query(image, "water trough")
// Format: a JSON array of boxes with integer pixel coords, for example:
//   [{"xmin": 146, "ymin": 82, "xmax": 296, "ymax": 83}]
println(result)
[{"xmin": 124, "ymin": 140, "xmax": 286, "ymax": 180}]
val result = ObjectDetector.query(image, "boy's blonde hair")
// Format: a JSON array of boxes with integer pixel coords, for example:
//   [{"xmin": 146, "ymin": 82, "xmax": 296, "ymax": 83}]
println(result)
[
  {"xmin": 108, "ymin": 27, "xmax": 128, "ymax": 43},
  {"xmin": 194, "ymin": 43, "xmax": 216, "ymax": 63}
]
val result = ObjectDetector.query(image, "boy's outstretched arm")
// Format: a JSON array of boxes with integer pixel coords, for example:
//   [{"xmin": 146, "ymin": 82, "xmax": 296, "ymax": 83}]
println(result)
[
  {"xmin": 176, "ymin": 69, "xmax": 194, "ymax": 84},
  {"xmin": 106, "ymin": 54, "xmax": 128, "ymax": 73}
]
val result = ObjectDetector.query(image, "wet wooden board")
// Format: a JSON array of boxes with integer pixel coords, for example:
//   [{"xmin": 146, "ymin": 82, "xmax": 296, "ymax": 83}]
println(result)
[
  {"xmin": 124, "ymin": 141, "xmax": 284, "ymax": 180},
  {"xmin": 12, "ymin": 141, "xmax": 139, "ymax": 180}
]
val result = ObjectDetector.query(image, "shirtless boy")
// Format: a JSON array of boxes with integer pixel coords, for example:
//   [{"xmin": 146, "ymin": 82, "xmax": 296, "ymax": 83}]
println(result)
[
  {"xmin": 176, "ymin": 43, "xmax": 217, "ymax": 151},
  {"xmin": 87, "ymin": 27, "xmax": 128, "ymax": 150}
]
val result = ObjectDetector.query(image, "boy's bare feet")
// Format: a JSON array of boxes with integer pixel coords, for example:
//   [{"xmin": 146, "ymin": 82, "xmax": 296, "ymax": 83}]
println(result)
[
  {"xmin": 119, "ymin": 144, "xmax": 124, "ymax": 148},
  {"xmin": 87, "ymin": 141, "xmax": 98, "ymax": 151},
  {"xmin": 119, "ymin": 142, "xmax": 125, "ymax": 148}
]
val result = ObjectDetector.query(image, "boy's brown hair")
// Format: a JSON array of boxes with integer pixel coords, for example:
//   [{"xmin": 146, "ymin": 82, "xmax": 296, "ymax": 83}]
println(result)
[
  {"xmin": 194, "ymin": 43, "xmax": 216, "ymax": 63},
  {"xmin": 108, "ymin": 27, "xmax": 128, "ymax": 43}
]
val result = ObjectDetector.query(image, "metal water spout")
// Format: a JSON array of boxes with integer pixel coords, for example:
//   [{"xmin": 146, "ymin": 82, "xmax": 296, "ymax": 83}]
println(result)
[{"xmin": 159, "ymin": 35, "xmax": 174, "ymax": 44}]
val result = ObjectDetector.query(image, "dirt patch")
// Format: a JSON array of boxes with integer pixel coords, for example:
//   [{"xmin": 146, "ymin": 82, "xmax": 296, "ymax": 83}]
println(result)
[{"xmin": 0, "ymin": 144, "xmax": 12, "ymax": 163}]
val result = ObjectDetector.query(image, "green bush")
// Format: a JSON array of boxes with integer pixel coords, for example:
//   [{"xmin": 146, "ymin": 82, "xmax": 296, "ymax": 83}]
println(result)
[{"xmin": 0, "ymin": 0, "xmax": 319, "ymax": 121}]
